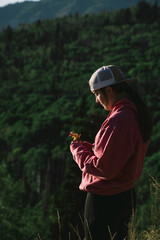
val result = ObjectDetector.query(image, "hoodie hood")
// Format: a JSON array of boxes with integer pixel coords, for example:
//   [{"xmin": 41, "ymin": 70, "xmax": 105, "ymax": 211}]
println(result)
[{"xmin": 112, "ymin": 98, "xmax": 137, "ymax": 113}]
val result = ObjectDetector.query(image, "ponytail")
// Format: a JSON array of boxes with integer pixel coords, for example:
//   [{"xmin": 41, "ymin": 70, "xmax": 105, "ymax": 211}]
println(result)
[{"xmin": 111, "ymin": 82, "xmax": 153, "ymax": 143}]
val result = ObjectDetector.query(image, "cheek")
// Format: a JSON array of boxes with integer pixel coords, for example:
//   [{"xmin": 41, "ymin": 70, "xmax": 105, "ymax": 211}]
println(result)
[{"xmin": 101, "ymin": 95, "xmax": 107, "ymax": 104}]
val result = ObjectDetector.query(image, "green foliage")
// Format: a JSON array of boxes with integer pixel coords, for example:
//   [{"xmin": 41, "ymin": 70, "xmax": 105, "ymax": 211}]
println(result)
[{"xmin": 0, "ymin": 3, "xmax": 160, "ymax": 239}]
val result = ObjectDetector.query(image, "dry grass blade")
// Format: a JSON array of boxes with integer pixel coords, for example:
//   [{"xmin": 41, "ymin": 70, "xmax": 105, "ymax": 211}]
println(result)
[
  {"xmin": 128, "ymin": 210, "xmax": 136, "ymax": 240},
  {"xmin": 57, "ymin": 210, "xmax": 62, "ymax": 240},
  {"xmin": 149, "ymin": 174, "xmax": 160, "ymax": 192},
  {"xmin": 108, "ymin": 225, "xmax": 117, "ymax": 240},
  {"xmin": 69, "ymin": 222, "xmax": 82, "ymax": 240},
  {"xmin": 85, "ymin": 219, "xmax": 93, "ymax": 240}
]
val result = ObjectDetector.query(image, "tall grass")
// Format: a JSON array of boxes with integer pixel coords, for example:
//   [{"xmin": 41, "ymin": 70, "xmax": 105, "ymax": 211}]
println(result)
[
  {"xmin": 67, "ymin": 177, "xmax": 160, "ymax": 240},
  {"xmin": 38, "ymin": 177, "xmax": 160, "ymax": 240}
]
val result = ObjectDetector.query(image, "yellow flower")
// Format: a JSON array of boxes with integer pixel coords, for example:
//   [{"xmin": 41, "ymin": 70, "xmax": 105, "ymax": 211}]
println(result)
[{"xmin": 69, "ymin": 131, "xmax": 81, "ymax": 141}]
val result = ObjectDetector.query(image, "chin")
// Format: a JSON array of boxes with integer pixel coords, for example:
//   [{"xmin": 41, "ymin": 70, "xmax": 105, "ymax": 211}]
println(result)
[{"xmin": 104, "ymin": 106, "xmax": 111, "ymax": 111}]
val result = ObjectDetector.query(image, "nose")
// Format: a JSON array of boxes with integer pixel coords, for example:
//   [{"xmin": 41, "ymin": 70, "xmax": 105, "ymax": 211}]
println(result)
[{"xmin": 96, "ymin": 96, "xmax": 99, "ymax": 103}]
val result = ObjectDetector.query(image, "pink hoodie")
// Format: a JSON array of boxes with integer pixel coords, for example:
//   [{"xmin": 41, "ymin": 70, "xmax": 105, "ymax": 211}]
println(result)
[{"xmin": 70, "ymin": 98, "xmax": 149, "ymax": 195}]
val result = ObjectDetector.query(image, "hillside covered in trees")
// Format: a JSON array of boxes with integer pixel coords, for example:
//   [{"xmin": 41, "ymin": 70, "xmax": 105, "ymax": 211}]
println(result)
[
  {"xmin": 0, "ymin": 0, "xmax": 158, "ymax": 30},
  {"xmin": 0, "ymin": 1, "xmax": 160, "ymax": 239}
]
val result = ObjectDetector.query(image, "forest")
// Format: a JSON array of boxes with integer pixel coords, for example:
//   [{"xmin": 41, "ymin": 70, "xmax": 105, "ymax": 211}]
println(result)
[{"xmin": 0, "ymin": 1, "xmax": 160, "ymax": 239}]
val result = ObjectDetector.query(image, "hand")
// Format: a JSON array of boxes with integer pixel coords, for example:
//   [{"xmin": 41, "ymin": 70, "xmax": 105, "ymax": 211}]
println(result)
[{"xmin": 71, "ymin": 140, "xmax": 83, "ymax": 144}]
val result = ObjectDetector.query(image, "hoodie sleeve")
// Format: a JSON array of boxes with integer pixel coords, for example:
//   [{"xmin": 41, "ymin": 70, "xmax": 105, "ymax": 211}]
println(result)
[
  {"xmin": 70, "ymin": 111, "xmax": 138, "ymax": 180},
  {"xmin": 70, "ymin": 142, "xmax": 105, "ymax": 177}
]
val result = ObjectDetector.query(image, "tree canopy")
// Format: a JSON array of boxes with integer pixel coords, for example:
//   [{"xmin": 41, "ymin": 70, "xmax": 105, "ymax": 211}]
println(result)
[{"xmin": 0, "ymin": 2, "xmax": 160, "ymax": 239}]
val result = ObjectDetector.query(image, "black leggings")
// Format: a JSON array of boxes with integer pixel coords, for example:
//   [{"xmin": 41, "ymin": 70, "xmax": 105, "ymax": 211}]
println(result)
[{"xmin": 84, "ymin": 189, "xmax": 136, "ymax": 240}]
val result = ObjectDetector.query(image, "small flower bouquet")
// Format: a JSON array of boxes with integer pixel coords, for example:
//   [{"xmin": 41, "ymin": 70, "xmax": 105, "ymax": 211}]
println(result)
[{"xmin": 69, "ymin": 131, "xmax": 81, "ymax": 142}]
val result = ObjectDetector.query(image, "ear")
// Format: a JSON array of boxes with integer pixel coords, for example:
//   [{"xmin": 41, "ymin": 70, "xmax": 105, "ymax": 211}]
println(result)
[{"xmin": 105, "ymin": 86, "xmax": 112, "ymax": 95}]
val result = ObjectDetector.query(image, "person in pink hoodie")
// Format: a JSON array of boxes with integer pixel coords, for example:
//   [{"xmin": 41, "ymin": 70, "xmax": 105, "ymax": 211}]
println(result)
[{"xmin": 70, "ymin": 65, "xmax": 152, "ymax": 240}]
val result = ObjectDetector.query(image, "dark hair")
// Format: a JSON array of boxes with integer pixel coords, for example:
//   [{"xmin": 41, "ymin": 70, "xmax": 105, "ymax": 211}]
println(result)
[{"xmin": 101, "ymin": 82, "xmax": 152, "ymax": 143}]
